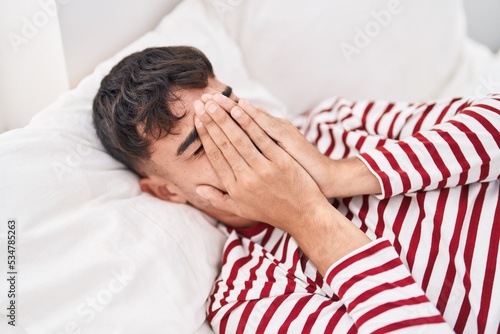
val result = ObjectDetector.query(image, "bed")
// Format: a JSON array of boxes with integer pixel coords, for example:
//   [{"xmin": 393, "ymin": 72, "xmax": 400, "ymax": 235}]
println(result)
[{"xmin": 1, "ymin": 0, "xmax": 499, "ymax": 333}]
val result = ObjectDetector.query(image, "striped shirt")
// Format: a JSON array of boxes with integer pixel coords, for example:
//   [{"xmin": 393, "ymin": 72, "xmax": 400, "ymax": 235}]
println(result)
[{"xmin": 208, "ymin": 95, "xmax": 500, "ymax": 333}]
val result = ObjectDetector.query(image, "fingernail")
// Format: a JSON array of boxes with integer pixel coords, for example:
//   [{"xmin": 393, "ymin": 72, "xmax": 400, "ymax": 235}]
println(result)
[
  {"xmin": 208, "ymin": 103, "xmax": 217, "ymax": 113},
  {"xmin": 194, "ymin": 101, "xmax": 205, "ymax": 115},
  {"xmin": 194, "ymin": 116, "xmax": 202, "ymax": 127},
  {"xmin": 214, "ymin": 93, "xmax": 226, "ymax": 102},
  {"xmin": 231, "ymin": 107, "xmax": 242, "ymax": 118}
]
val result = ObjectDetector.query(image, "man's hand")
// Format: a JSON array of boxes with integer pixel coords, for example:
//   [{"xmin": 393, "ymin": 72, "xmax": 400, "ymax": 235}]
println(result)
[
  {"xmin": 193, "ymin": 97, "xmax": 327, "ymax": 232},
  {"xmin": 201, "ymin": 94, "xmax": 381, "ymax": 198},
  {"xmin": 194, "ymin": 96, "xmax": 370, "ymax": 275}
]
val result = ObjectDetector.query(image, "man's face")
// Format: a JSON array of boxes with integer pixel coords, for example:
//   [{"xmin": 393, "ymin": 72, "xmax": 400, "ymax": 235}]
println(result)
[{"xmin": 140, "ymin": 78, "xmax": 256, "ymax": 228}]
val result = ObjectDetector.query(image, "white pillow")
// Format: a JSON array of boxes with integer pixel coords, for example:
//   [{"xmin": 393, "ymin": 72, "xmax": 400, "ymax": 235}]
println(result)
[
  {"xmin": 214, "ymin": 0, "xmax": 467, "ymax": 116},
  {"xmin": 0, "ymin": 0, "xmax": 283, "ymax": 333}
]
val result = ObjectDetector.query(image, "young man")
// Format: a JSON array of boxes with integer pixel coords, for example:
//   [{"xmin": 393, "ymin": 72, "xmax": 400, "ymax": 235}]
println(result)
[{"xmin": 93, "ymin": 46, "xmax": 499, "ymax": 333}]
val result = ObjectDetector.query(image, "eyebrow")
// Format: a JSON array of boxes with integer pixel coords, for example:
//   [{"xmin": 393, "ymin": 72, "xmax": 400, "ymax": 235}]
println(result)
[
  {"xmin": 176, "ymin": 86, "xmax": 233, "ymax": 156},
  {"xmin": 176, "ymin": 128, "xmax": 199, "ymax": 156}
]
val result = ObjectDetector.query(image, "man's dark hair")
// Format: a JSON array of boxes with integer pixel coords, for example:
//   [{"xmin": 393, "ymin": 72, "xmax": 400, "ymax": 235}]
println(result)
[{"xmin": 93, "ymin": 46, "xmax": 214, "ymax": 175}]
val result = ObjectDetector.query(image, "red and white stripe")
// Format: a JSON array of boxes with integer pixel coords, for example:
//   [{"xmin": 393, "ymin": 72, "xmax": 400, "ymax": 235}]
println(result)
[
  {"xmin": 326, "ymin": 239, "xmax": 451, "ymax": 334},
  {"xmin": 208, "ymin": 95, "xmax": 500, "ymax": 333}
]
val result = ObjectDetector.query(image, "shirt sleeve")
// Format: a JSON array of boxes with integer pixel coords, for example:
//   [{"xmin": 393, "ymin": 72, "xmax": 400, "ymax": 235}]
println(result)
[
  {"xmin": 207, "ymin": 233, "xmax": 358, "ymax": 333},
  {"xmin": 357, "ymin": 95, "xmax": 500, "ymax": 198},
  {"xmin": 325, "ymin": 238, "xmax": 455, "ymax": 334},
  {"xmin": 208, "ymin": 232, "xmax": 455, "ymax": 333},
  {"xmin": 299, "ymin": 95, "xmax": 500, "ymax": 199}
]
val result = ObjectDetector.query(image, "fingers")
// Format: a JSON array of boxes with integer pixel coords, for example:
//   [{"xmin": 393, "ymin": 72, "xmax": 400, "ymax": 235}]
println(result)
[
  {"xmin": 211, "ymin": 93, "xmax": 238, "ymax": 112},
  {"xmin": 237, "ymin": 98, "xmax": 290, "ymax": 143},
  {"xmin": 208, "ymin": 94, "xmax": 285, "ymax": 161},
  {"xmin": 234, "ymin": 98, "xmax": 337, "ymax": 199},
  {"xmin": 194, "ymin": 102, "xmax": 236, "ymax": 185},
  {"xmin": 196, "ymin": 98, "xmax": 265, "ymax": 168},
  {"xmin": 236, "ymin": 98, "xmax": 312, "ymax": 166},
  {"xmin": 230, "ymin": 106, "xmax": 284, "ymax": 161},
  {"xmin": 206, "ymin": 94, "xmax": 285, "ymax": 144}
]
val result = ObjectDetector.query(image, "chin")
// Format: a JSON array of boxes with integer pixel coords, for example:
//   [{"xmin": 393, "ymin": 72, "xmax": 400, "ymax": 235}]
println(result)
[
  {"xmin": 193, "ymin": 201, "xmax": 257, "ymax": 228},
  {"xmin": 221, "ymin": 217, "xmax": 258, "ymax": 229},
  {"xmin": 209, "ymin": 210, "xmax": 257, "ymax": 228}
]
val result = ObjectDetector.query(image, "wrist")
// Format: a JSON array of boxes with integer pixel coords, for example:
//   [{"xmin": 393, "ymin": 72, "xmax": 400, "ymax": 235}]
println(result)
[
  {"xmin": 327, "ymin": 157, "xmax": 381, "ymax": 198},
  {"xmin": 290, "ymin": 203, "xmax": 370, "ymax": 276}
]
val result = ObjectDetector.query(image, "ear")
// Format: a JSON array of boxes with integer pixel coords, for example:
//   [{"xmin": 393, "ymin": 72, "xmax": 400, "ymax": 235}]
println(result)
[{"xmin": 139, "ymin": 175, "xmax": 187, "ymax": 204}]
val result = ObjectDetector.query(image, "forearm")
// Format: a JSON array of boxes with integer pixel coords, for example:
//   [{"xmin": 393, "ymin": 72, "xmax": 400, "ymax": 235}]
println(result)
[
  {"xmin": 324, "ymin": 157, "xmax": 382, "ymax": 198},
  {"xmin": 359, "ymin": 95, "xmax": 500, "ymax": 198},
  {"xmin": 290, "ymin": 201, "xmax": 370, "ymax": 276},
  {"xmin": 299, "ymin": 95, "xmax": 500, "ymax": 199},
  {"xmin": 325, "ymin": 239, "xmax": 454, "ymax": 333},
  {"xmin": 208, "ymin": 225, "xmax": 361, "ymax": 333},
  {"xmin": 210, "ymin": 213, "xmax": 454, "ymax": 333}
]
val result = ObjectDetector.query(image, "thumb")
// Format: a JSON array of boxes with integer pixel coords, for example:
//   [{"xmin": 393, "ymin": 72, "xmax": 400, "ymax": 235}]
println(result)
[
  {"xmin": 196, "ymin": 185, "xmax": 223, "ymax": 201},
  {"xmin": 196, "ymin": 185, "xmax": 239, "ymax": 214}
]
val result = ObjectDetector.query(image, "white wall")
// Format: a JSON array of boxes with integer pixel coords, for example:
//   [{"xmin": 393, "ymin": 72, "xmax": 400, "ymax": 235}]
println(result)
[
  {"xmin": 0, "ymin": 0, "xmax": 180, "ymax": 132},
  {"xmin": 464, "ymin": 0, "xmax": 500, "ymax": 52},
  {"xmin": 58, "ymin": 0, "xmax": 182, "ymax": 88},
  {"xmin": 0, "ymin": 0, "xmax": 69, "ymax": 132}
]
